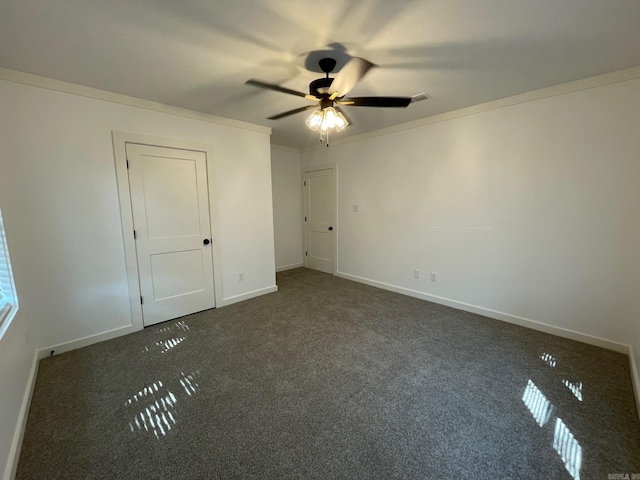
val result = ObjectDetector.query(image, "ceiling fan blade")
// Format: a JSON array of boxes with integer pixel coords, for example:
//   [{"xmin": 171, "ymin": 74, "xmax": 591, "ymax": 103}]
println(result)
[
  {"xmin": 328, "ymin": 57, "xmax": 375, "ymax": 98},
  {"xmin": 337, "ymin": 96, "xmax": 412, "ymax": 107},
  {"xmin": 245, "ymin": 79, "xmax": 319, "ymax": 101},
  {"xmin": 267, "ymin": 105, "xmax": 317, "ymax": 120},
  {"xmin": 335, "ymin": 106, "xmax": 354, "ymax": 126}
]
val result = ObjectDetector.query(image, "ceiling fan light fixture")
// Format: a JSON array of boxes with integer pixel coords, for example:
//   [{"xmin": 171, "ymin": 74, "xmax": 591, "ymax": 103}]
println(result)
[
  {"xmin": 320, "ymin": 107, "xmax": 337, "ymax": 131},
  {"xmin": 305, "ymin": 109, "xmax": 324, "ymax": 131},
  {"xmin": 308, "ymin": 106, "xmax": 349, "ymax": 133},
  {"xmin": 334, "ymin": 111, "xmax": 348, "ymax": 132}
]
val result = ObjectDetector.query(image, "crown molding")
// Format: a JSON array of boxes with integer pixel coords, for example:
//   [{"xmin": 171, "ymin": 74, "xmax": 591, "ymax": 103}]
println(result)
[
  {"xmin": 302, "ymin": 65, "xmax": 640, "ymax": 153},
  {"xmin": 0, "ymin": 67, "xmax": 271, "ymax": 135}
]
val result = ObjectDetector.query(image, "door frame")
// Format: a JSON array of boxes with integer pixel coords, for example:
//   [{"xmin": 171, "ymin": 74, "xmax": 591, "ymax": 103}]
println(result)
[
  {"xmin": 302, "ymin": 164, "xmax": 338, "ymax": 275},
  {"xmin": 112, "ymin": 131, "xmax": 223, "ymax": 330}
]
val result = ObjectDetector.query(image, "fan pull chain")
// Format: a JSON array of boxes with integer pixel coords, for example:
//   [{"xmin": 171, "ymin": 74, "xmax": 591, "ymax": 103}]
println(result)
[{"xmin": 317, "ymin": 129, "xmax": 331, "ymax": 147}]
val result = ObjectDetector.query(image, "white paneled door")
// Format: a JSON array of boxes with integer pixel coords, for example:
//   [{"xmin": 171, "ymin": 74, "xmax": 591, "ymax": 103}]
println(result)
[
  {"xmin": 126, "ymin": 143, "xmax": 215, "ymax": 326},
  {"xmin": 303, "ymin": 167, "xmax": 335, "ymax": 274}
]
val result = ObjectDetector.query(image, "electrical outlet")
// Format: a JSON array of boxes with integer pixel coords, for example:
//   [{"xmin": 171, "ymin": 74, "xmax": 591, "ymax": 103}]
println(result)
[
  {"xmin": 430, "ymin": 272, "xmax": 437, "ymax": 282},
  {"xmin": 413, "ymin": 269, "xmax": 420, "ymax": 279},
  {"xmin": 238, "ymin": 271, "xmax": 244, "ymax": 281}
]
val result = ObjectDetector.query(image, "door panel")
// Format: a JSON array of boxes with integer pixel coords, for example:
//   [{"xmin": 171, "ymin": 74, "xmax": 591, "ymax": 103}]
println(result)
[
  {"xmin": 304, "ymin": 168, "xmax": 335, "ymax": 274},
  {"xmin": 127, "ymin": 143, "xmax": 215, "ymax": 326},
  {"xmin": 310, "ymin": 231, "xmax": 332, "ymax": 260},
  {"xmin": 309, "ymin": 174, "xmax": 332, "ymax": 223},
  {"xmin": 142, "ymin": 157, "xmax": 202, "ymax": 239},
  {"xmin": 150, "ymin": 249, "xmax": 205, "ymax": 300}
]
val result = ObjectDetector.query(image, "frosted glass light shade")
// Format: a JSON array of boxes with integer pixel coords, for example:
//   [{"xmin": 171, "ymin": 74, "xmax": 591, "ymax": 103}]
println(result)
[
  {"xmin": 305, "ymin": 110, "xmax": 324, "ymax": 131},
  {"xmin": 306, "ymin": 107, "xmax": 349, "ymax": 133}
]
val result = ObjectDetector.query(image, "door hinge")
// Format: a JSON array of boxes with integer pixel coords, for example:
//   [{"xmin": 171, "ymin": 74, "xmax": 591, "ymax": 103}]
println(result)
[
  {"xmin": 133, "ymin": 230, "xmax": 137, "ymax": 239},
  {"xmin": 126, "ymin": 159, "xmax": 129, "ymax": 169},
  {"xmin": 304, "ymin": 216, "xmax": 307, "ymax": 222},
  {"xmin": 305, "ymin": 251, "xmax": 308, "ymax": 256},
  {"xmin": 303, "ymin": 180, "xmax": 307, "ymax": 186},
  {"xmin": 140, "ymin": 296, "xmax": 143, "ymax": 305}
]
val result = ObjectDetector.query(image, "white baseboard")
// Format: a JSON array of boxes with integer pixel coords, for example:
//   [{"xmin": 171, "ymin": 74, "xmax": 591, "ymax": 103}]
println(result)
[
  {"xmin": 4, "ymin": 350, "xmax": 39, "ymax": 480},
  {"xmin": 336, "ymin": 271, "xmax": 640, "ymax": 414},
  {"xmin": 219, "ymin": 285, "xmax": 278, "ymax": 307},
  {"xmin": 629, "ymin": 345, "xmax": 640, "ymax": 422},
  {"xmin": 34, "ymin": 284, "xmax": 280, "ymax": 358},
  {"xmin": 336, "ymin": 271, "xmax": 629, "ymax": 354},
  {"xmin": 275, "ymin": 262, "xmax": 304, "ymax": 273},
  {"xmin": 37, "ymin": 324, "xmax": 139, "ymax": 360}
]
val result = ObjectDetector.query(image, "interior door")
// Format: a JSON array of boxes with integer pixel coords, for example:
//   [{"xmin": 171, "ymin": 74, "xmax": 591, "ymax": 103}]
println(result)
[
  {"xmin": 304, "ymin": 167, "xmax": 335, "ymax": 274},
  {"xmin": 126, "ymin": 143, "xmax": 215, "ymax": 326}
]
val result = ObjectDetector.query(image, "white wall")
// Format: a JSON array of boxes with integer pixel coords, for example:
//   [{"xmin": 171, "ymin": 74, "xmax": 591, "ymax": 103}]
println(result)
[
  {"xmin": 0, "ymin": 313, "xmax": 34, "ymax": 480},
  {"xmin": 270, "ymin": 146, "xmax": 303, "ymax": 271},
  {"xmin": 0, "ymin": 77, "xmax": 276, "ymax": 477},
  {"xmin": 302, "ymin": 77, "xmax": 640, "ymax": 348}
]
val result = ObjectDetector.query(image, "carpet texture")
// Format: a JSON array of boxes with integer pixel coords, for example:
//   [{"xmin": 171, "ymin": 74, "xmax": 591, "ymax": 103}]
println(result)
[{"xmin": 17, "ymin": 268, "xmax": 640, "ymax": 479}]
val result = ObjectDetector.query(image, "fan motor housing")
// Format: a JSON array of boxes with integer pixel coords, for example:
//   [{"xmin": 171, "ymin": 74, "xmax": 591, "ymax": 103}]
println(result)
[{"xmin": 310, "ymin": 78, "xmax": 334, "ymax": 97}]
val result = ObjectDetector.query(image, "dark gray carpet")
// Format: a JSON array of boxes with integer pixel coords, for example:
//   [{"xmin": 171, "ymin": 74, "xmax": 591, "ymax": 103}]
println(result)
[{"xmin": 17, "ymin": 268, "xmax": 640, "ymax": 479}]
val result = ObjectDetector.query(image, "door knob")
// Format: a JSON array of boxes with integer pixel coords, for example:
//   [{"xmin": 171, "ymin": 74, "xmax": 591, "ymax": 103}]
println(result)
[
  {"xmin": 203, "ymin": 238, "xmax": 211, "ymax": 245},
  {"xmin": 328, "ymin": 226, "xmax": 333, "ymax": 231}
]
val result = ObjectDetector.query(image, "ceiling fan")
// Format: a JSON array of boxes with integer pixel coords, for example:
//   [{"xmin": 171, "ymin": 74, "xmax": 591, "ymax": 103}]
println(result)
[{"xmin": 245, "ymin": 57, "xmax": 420, "ymax": 141}]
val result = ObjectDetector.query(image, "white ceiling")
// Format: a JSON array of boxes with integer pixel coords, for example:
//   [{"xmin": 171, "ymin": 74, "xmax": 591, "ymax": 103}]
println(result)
[{"xmin": 1, "ymin": 0, "xmax": 640, "ymax": 148}]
